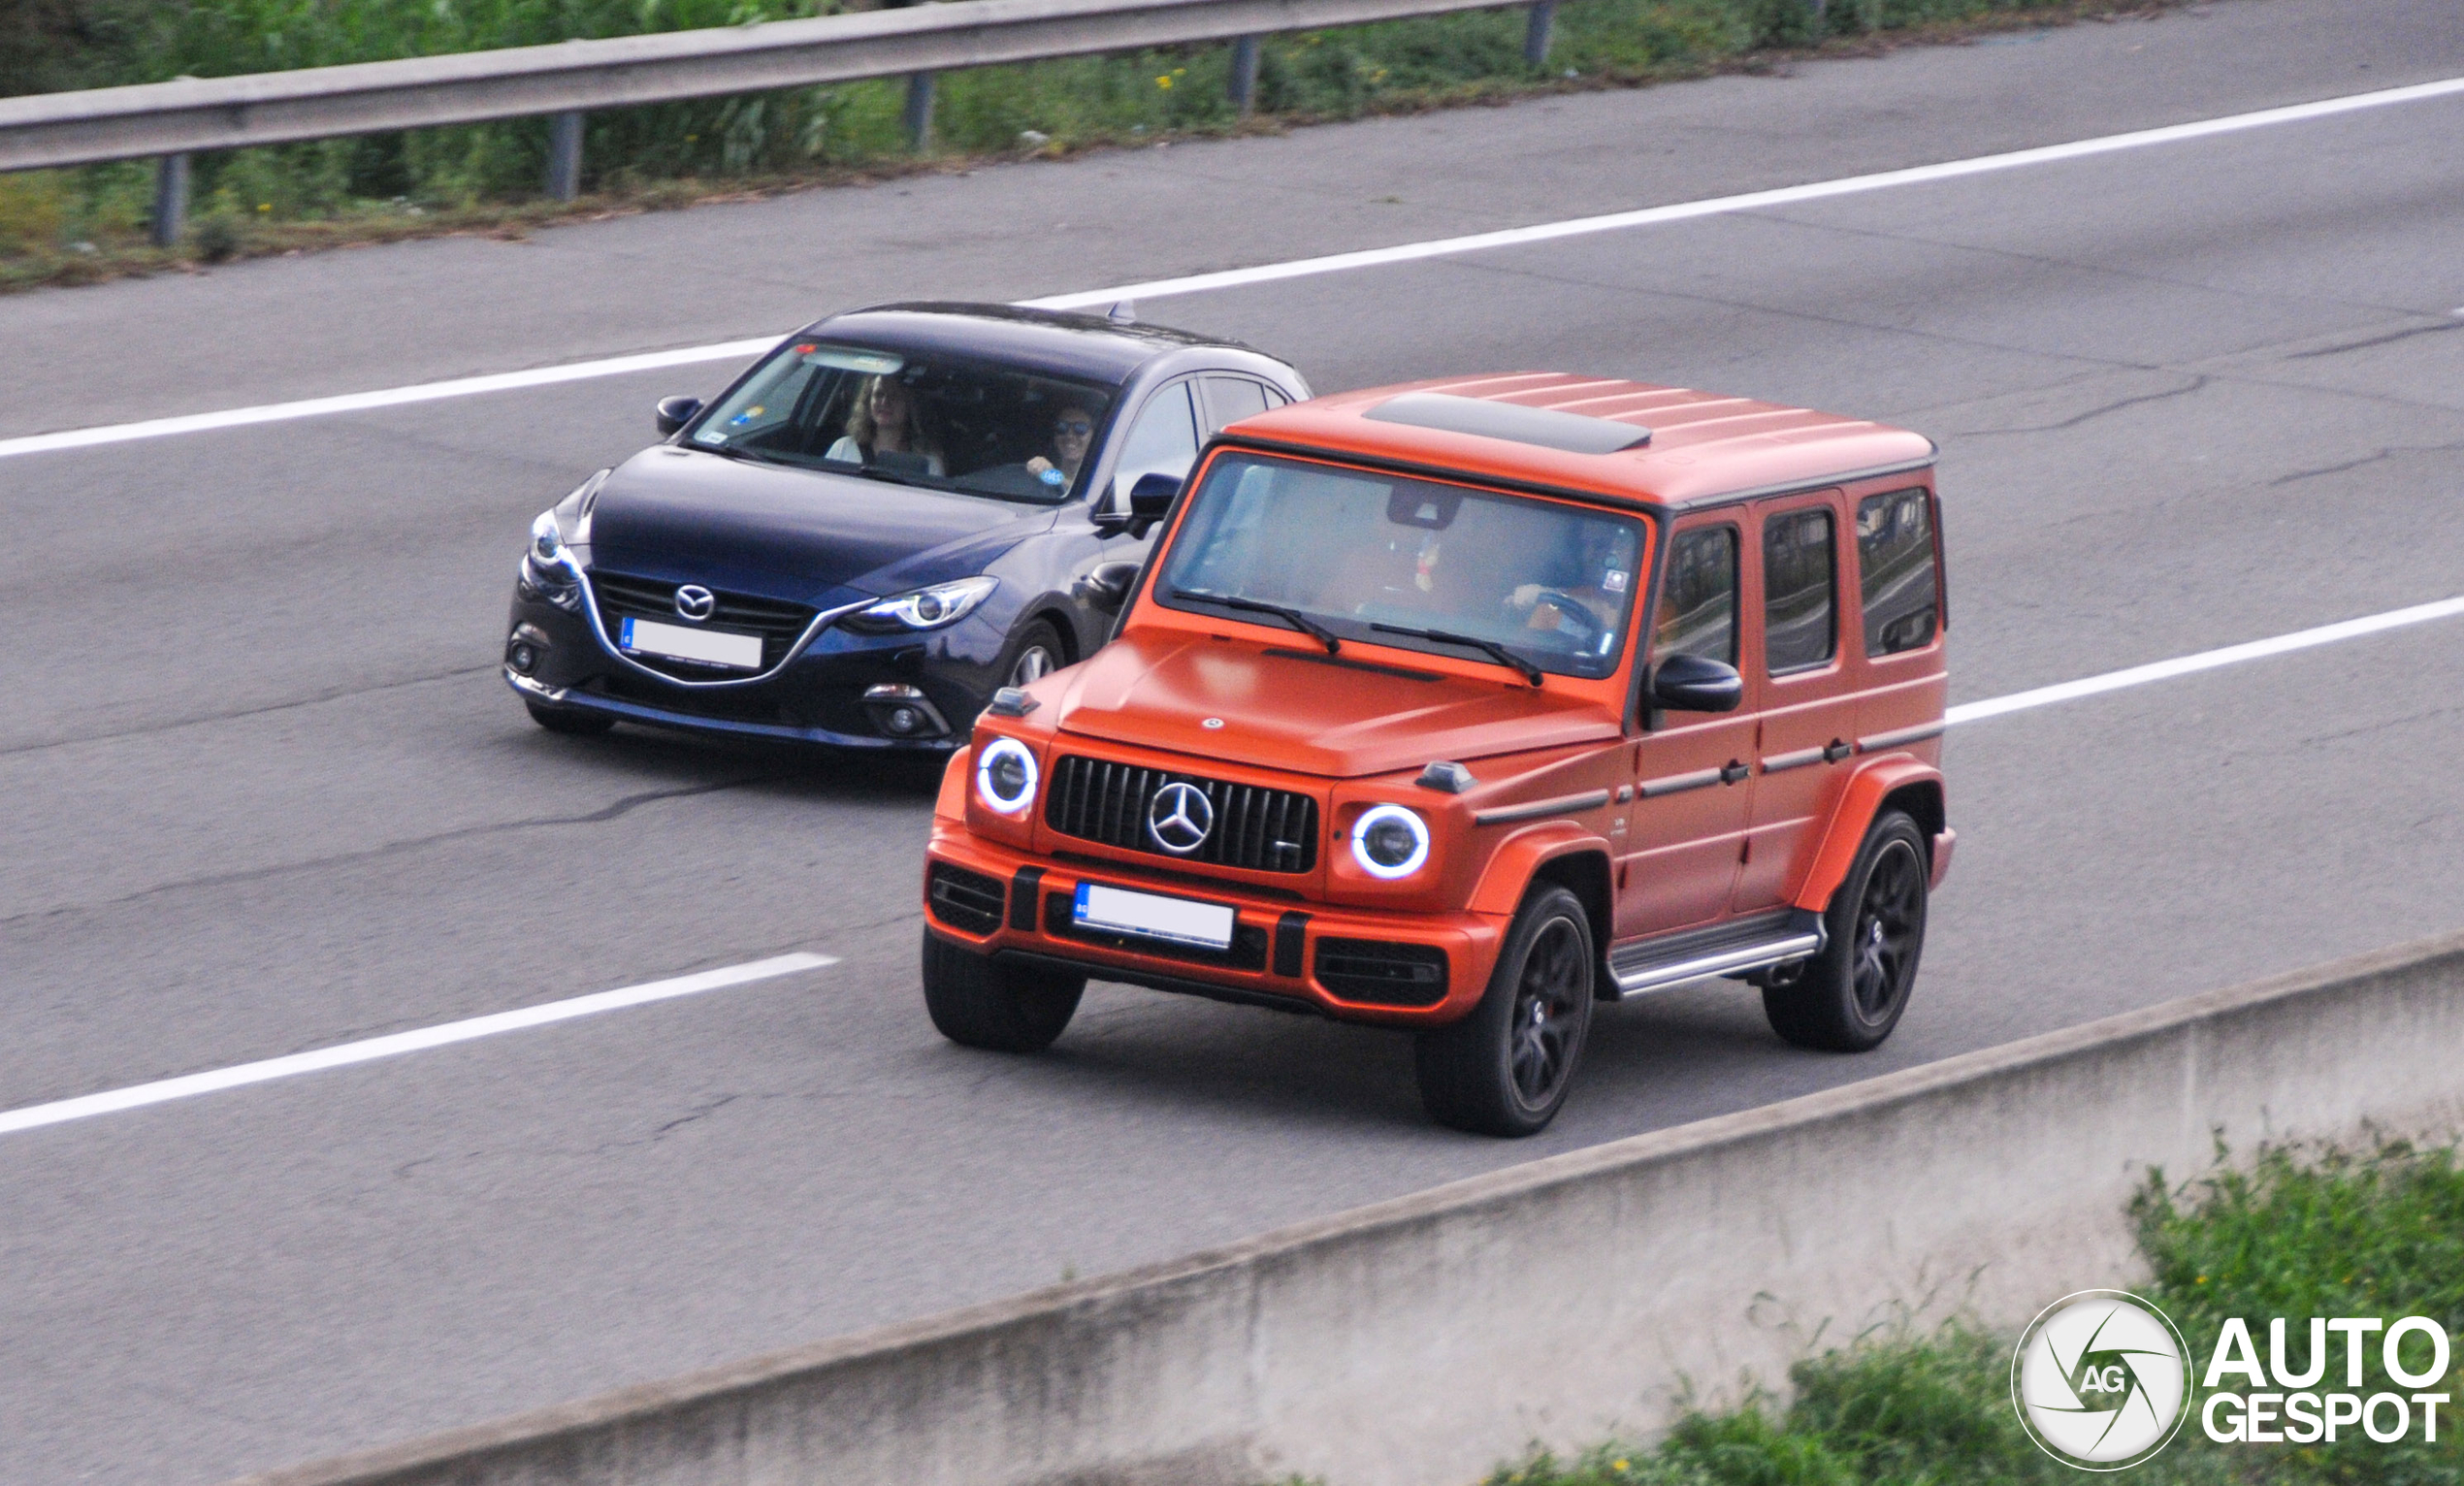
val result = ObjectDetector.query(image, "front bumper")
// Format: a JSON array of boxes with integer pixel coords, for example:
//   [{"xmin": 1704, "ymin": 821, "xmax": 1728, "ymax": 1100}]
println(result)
[
  {"xmin": 924, "ymin": 824, "xmax": 1508, "ymax": 1027},
  {"xmin": 505, "ymin": 583, "xmax": 989, "ymax": 750}
]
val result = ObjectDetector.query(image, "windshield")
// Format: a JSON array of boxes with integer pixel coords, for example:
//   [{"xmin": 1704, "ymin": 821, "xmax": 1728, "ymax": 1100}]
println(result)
[
  {"xmin": 689, "ymin": 339, "xmax": 1118, "ymax": 503},
  {"xmin": 1153, "ymin": 453, "xmax": 1649, "ymax": 680}
]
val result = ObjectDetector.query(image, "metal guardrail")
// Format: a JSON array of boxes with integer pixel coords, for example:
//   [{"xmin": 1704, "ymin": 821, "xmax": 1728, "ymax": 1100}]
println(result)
[{"xmin": 0, "ymin": 0, "xmax": 1564, "ymax": 244}]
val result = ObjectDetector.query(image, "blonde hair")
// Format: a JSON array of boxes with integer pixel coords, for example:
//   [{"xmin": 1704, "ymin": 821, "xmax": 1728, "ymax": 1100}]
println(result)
[{"xmin": 845, "ymin": 374, "xmax": 937, "ymax": 456}]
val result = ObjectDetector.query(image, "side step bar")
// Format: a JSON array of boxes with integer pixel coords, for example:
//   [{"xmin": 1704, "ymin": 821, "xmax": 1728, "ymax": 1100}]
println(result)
[{"xmin": 1607, "ymin": 911, "xmax": 1827, "ymax": 999}]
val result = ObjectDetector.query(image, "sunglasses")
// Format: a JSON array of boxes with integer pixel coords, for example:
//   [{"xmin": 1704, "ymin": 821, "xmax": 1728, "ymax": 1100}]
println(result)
[{"xmin": 1054, "ymin": 419, "xmax": 1093, "ymax": 436}]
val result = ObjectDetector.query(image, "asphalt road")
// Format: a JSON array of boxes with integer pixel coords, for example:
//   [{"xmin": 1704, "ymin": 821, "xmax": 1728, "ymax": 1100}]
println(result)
[{"xmin": 6, "ymin": 0, "xmax": 2464, "ymax": 1479}]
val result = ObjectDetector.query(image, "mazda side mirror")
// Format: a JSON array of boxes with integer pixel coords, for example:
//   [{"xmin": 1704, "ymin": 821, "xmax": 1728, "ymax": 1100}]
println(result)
[
  {"xmin": 1650, "ymin": 653, "xmax": 1742, "ymax": 713},
  {"xmin": 1076, "ymin": 560, "xmax": 1142, "ymax": 614},
  {"xmin": 1127, "ymin": 471, "xmax": 1181, "ymax": 519},
  {"xmin": 655, "ymin": 395, "xmax": 702, "ymax": 437}
]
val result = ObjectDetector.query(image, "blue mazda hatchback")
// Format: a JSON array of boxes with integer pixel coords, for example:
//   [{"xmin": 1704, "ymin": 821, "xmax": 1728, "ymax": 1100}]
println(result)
[{"xmin": 504, "ymin": 304, "xmax": 1310, "ymax": 750}]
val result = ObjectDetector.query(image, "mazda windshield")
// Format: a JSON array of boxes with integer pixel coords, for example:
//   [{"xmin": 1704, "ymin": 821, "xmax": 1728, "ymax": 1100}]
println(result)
[
  {"xmin": 1153, "ymin": 452, "xmax": 1648, "ymax": 681},
  {"xmin": 690, "ymin": 340, "xmax": 1119, "ymax": 503}
]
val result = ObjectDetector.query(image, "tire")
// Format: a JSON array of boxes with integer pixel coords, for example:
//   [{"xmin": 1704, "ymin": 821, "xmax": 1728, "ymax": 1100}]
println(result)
[
  {"xmin": 1763, "ymin": 809, "xmax": 1929, "ymax": 1051},
  {"xmin": 525, "ymin": 697, "xmax": 616, "ymax": 736},
  {"xmin": 1413, "ymin": 885, "xmax": 1595, "ymax": 1137},
  {"xmin": 998, "ymin": 618, "xmax": 1067, "ymax": 690},
  {"xmin": 922, "ymin": 930, "xmax": 1086, "ymax": 1052}
]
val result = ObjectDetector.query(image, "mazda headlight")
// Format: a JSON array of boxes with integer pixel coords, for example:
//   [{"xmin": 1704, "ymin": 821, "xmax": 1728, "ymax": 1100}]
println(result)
[
  {"xmin": 1351, "ymin": 804, "xmax": 1430, "ymax": 879},
  {"xmin": 531, "ymin": 508, "xmax": 564, "ymax": 565},
  {"xmin": 976, "ymin": 737, "xmax": 1040, "ymax": 816},
  {"xmin": 850, "ymin": 576, "xmax": 999, "ymax": 632}
]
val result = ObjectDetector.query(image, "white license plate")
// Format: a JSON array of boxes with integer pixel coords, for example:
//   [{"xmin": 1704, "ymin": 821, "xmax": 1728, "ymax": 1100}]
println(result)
[
  {"xmin": 621, "ymin": 616, "xmax": 762, "ymax": 670},
  {"xmin": 1073, "ymin": 882, "xmax": 1236, "ymax": 952}
]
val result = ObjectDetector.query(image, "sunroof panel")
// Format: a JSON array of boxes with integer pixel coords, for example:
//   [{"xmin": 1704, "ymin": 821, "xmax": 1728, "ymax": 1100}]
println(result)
[{"xmin": 1364, "ymin": 392, "xmax": 1652, "ymax": 454}]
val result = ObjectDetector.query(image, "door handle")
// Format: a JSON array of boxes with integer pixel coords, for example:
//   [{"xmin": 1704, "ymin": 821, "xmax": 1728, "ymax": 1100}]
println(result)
[
  {"xmin": 1823, "ymin": 739, "xmax": 1853, "ymax": 763},
  {"xmin": 1720, "ymin": 759, "xmax": 1750, "ymax": 785}
]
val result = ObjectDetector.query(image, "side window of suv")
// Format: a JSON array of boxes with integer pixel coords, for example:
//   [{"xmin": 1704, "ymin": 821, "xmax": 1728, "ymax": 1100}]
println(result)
[
  {"xmin": 1113, "ymin": 381, "xmax": 1200, "ymax": 501},
  {"xmin": 1653, "ymin": 526, "xmax": 1738, "ymax": 665},
  {"xmin": 1857, "ymin": 488, "xmax": 1939, "ymax": 656},
  {"xmin": 1762, "ymin": 506, "xmax": 1836, "ymax": 674}
]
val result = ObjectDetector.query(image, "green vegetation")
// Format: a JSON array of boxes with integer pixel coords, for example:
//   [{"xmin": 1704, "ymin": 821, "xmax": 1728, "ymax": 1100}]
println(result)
[
  {"xmin": 0, "ymin": 0, "xmax": 2183, "ymax": 288},
  {"xmin": 1477, "ymin": 1142, "xmax": 2464, "ymax": 1486}
]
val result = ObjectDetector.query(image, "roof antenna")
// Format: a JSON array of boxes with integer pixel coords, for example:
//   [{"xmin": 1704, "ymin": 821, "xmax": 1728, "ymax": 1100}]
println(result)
[{"xmin": 1107, "ymin": 299, "xmax": 1138, "ymax": 324}]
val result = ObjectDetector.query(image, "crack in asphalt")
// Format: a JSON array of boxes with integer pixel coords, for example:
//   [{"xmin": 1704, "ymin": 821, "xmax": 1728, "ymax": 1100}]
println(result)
[
  {"xmin": 0, "ymin": 775, "xmax": 778, "ymax": 933},
  {"xmin": 1960, "ymin": 373, "xmax": 2213, "ymax": 434},
  {"xmin": 2268, "ymin": 438, "xmax": 2464, "ymax": 486},
  {"xmin": 0, "ymin": 663, "xmax": 499, "ymax": 760},
  {"xmin": 2286, "ymin": 319, "xmax": 2464, "ymax": 358}
]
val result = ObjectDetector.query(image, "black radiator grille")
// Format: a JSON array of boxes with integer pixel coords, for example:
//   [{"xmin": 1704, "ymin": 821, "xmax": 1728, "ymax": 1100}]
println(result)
[
  {"xmin": 925, "ymin": 862, "xmax": 1006, "ymax": 936},
  {"xmin": 1045, "ymin": 756, "xmax": 1317, "ymax": 874},
  {"xmin": 590, "ymin": 570, "xmax": 816, "ymax": 677}
]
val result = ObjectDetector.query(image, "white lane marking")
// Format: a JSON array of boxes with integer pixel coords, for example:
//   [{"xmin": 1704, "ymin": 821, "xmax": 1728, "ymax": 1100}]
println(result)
[
  {"xmin": 1947, "ymin": 595, "xmax": 2464, "ymax": 727},
  {"xmin": 1024, "ymin": 75, "xmax": 2464, "ymax": 311},
  {"xmin": 0, "ymin": 952, "xmax": 834, "ymax": 1139},
  {"xmin": 5, "ymin": 74, "xmax": 2462, "ymax": 464},
  {"xmin": 0, "ymin": 338, "xmax": 780, "ymax": 462}
]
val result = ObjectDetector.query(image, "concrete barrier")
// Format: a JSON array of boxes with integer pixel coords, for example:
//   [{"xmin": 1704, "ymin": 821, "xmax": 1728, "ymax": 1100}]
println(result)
[{"xmin": 237, "ymin": 929, "xmax": 2464, "ymax": 1486}]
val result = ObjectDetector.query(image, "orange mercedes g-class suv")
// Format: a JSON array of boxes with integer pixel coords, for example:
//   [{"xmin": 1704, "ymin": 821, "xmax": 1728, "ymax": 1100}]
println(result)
[{"xmin": 920, "ymin": 374, "xmax": 1951, "ymax": 1135}]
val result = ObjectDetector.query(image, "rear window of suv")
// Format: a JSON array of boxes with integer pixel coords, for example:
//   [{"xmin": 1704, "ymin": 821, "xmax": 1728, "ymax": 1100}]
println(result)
[{"xmin": 1856, "ymin": 488, "xmax": 1939, "ymax": 656}]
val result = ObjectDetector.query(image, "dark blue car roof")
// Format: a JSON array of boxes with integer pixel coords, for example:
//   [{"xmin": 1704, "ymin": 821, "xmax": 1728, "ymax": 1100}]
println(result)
[{"xmin": 805, "ymin": 303, "xmax": 1252, "ymax": 384}]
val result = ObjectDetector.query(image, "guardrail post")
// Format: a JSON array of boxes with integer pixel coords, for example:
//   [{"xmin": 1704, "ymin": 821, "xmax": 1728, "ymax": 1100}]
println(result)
[
  {"xmin": 149, "ymin": 153, "xmax": 190, "ymax": 247},
  {"xmin": 903, "ymin": 72, "xmax": 936, "ymax": 151},
  {"xmin": 1523, "ymin": 1, "xmax": 1556, "ymax": 67},
  {"xmin": 1228, "ymin": 37, "xmax": 1261, "ymax": 117},
  {"xmin": 545, "ymin": 111, "xmax": 585, "ymax": 201}
]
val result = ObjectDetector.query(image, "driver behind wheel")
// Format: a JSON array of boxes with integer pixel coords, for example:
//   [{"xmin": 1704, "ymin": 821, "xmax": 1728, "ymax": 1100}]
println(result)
[{"xmin": 1508, "ymin": 521, "xmax": 1637, "ymax": 645}]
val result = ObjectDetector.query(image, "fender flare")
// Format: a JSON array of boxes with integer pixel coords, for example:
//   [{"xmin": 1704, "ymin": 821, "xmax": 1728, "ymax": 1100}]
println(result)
[
  {"xmin": 1467, "ymin": 821, "xmax": 1611, "ymax": 920},
  {"xmin": 1790, "ymin": 758, "xmax": 1944, "ymax": 913},
  {"xmin": 935, "ymin": 744, "xmax": 973, "ymax": 823}
]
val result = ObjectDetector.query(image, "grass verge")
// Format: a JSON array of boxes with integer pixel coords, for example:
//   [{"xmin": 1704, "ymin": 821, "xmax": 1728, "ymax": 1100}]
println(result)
[
  {"xmin": 0, "ymin": 0, "xmax": 2203, "ymax": 294},
  {"xmin": 1477, "ymin": 1141, "xmax": 2464, "ymax": 1485}
]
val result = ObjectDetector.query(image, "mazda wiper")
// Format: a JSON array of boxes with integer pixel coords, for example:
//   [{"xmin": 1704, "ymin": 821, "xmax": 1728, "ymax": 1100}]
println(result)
[
  {"xmin": 1371, "ymin": 623, "xmax": 1542, "ymax": 687},
  {"xmin": 1171, "ymin": 590, "xmax": 1341, "ymax": 654}
]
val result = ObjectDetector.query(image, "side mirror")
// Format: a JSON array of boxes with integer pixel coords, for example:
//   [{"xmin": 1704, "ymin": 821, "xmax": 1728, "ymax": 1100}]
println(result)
[
  {"xmin": 1649, "ymin": 653, "xmax": 1742, "ymax": 713},
  {"xmin": 1127, "ymin": 471, "xmax": 1181, "ymax": 519},
  {"xmin": 655, "ymin": 395, "xmax": 703, "ymax": 437},
  {"xmin": 1076, "ymin": 560, "xmax": 1142, "ymax": 614}
]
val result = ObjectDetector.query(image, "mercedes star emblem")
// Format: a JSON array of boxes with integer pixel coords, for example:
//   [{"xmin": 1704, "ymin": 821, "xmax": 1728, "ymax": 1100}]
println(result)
[
  {"xmin": 673, "ymin": 584, "xmax": 717, "ymax": 622},
  {"xmin": 1146, "ymin": 781, "xmax": 1215, "ymax": 855}
]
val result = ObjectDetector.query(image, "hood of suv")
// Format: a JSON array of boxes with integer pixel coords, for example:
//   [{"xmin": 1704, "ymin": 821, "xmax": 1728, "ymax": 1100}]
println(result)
[
  {"xmin": 1051, "ymin": 632, "xmax": 1623, "ymax": 778},
  {"xmin": 585, "ymin": 446, "xmax": 1054, "ymax": 600}
]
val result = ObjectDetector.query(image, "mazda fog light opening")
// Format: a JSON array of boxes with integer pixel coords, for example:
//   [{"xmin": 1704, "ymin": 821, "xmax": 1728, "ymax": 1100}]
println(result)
[
  {"xmin": 976, "ymin": 737, "xmax": 1040, "ymax": 815},
  {"xmin": 1351, "ymin": 804, "xmax": 1430, "ymax": 879},
  {"xmin": 852, "ymin": 576, "xmax": 999, "ymax": 631}
]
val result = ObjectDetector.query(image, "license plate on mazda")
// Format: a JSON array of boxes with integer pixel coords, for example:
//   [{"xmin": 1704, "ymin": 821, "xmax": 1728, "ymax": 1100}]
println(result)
[
  {"xmin": 621, "ymin": 616, "xmax": 762, "ymax": 670},
  {"xmin": 1073, "ymin": 883, "xmax": 1236, "ymax": 952}
]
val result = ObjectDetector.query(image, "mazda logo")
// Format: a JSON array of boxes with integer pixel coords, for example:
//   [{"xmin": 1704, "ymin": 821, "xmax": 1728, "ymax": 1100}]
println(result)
[
  {"xmin": 1146, "ymin": 781, "xmax": 1215, "ymax": 855},
  {"xmin": 673, "ymin": 585, "xmax": 717, "ymax": 622}
]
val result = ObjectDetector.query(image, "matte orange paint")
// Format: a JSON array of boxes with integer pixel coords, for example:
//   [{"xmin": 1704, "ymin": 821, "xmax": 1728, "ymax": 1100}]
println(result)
[{"xmin": 923, "ymin": 375, "xmax": 1949, "ymax": 1026}]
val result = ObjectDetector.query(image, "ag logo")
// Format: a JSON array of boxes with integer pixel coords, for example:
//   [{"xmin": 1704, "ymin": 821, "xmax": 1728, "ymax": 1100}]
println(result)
[{"xmin": 2013, "ymin": 1290, "xmax": 2192, "ymax": 1470}]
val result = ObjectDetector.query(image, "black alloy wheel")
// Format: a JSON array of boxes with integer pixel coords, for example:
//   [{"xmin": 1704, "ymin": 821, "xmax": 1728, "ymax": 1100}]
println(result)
[
  {"xmin": 1414, "ymin": 885, "xmax": 1595, "ymax": 1137},
  {"xmin": 921, "ymin": 930, "xmax": 1086, "ymax": 1052},
  {"xmin": 1763, "ymin": 809, "xmax": 1929, "ymax": 1051},
  {"xmin": 524, "ymin": 697, "xmax": 616, "ymax": 736}
]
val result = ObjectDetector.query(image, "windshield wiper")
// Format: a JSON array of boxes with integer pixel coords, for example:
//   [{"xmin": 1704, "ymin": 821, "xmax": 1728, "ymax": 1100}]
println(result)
[
  {"xmin": 1171, "ymin": 590, "xmax": 1341, "ymax": 654},
  {"xmin": 1371, "ymin": 623, "xmax": 1542, "ymax": 687}
]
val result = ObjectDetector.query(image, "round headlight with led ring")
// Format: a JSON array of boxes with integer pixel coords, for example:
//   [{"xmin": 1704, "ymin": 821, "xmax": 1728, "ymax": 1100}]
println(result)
[
  {"xmin": 1350, "ymin": 804, "xmax": 1430, "ymax": 879},
  {"xmin": 975, "ymin": 736, "xmax": 1040, "ymax": 816}
]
